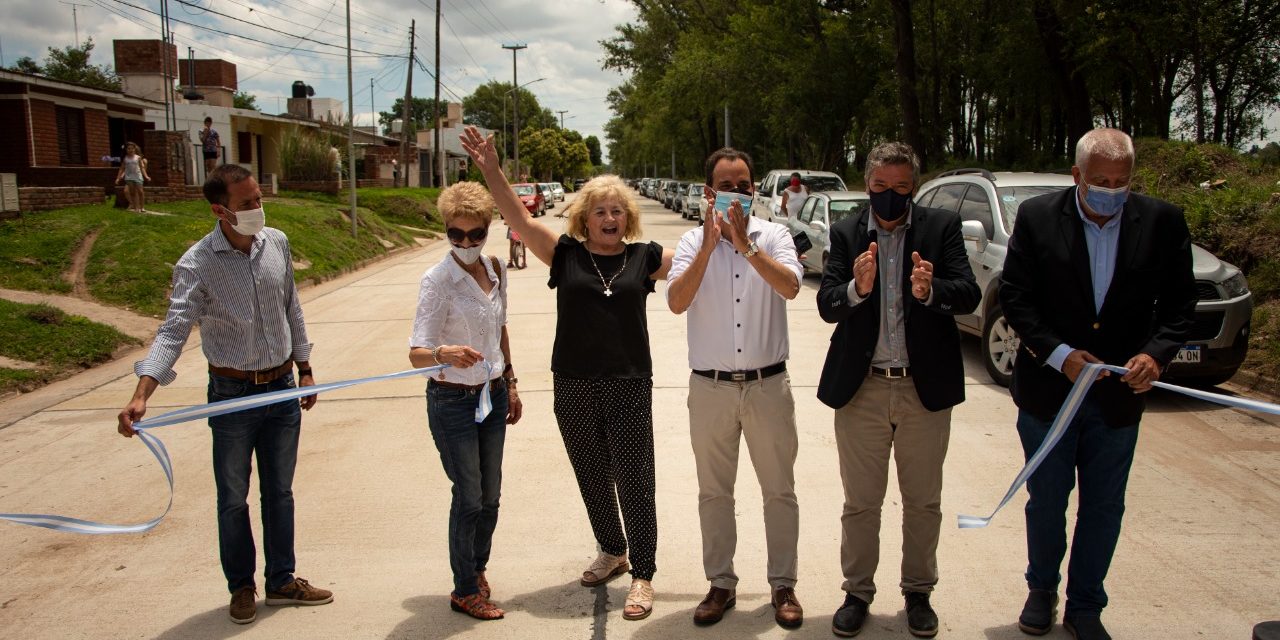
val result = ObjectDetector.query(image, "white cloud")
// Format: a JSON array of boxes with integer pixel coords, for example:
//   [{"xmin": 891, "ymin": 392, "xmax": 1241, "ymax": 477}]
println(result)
[{"xmin": 1, "ymin": 0, "xmax": 636, "ymax": 160}]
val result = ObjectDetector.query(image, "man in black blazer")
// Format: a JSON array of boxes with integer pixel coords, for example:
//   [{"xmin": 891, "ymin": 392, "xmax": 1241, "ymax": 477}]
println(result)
[
  {"xmin": 817, "ymin": 142, "xmax": 980, "ymax": 638},
  {"xmin": 999, "ymin": 128, "xmax": 1196, "ymax": 640}
]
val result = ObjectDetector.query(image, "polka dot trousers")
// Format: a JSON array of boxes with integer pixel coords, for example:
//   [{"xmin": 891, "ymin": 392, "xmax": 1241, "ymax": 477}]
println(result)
[{"xmin": 552, "ymin": 374, "xmax": 657, "ymax": 581}]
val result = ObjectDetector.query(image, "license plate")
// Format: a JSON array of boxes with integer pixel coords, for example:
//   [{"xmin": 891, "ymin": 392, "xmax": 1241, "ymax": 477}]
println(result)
[{"xmin": 1174, "ymin": 346, "xmax": 1202, "ymax": 363}]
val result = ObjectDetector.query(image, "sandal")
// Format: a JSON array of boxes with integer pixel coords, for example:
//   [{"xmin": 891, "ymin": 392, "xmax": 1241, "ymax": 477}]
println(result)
[
  {"xmin": 623, "ymin": 578, "xmax": 654, "ymax": 620},
  {"xmin": 449, "ymin": 592, "xmax": 504, "ymax": 620},
  {"xmin": 477, "ymin": 571, "xmax": 491, "ymax": 600},
  {"xmin": 580, "ymin": 551, "xmax": 629, "ymax": 587}
]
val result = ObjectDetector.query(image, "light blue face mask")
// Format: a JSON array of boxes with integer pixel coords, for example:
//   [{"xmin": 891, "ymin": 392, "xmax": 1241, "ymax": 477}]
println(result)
[
  {"xmin": 1083, "ymin": 184, "xmax": 1128, "ymax": 217},
  {"xmin": 713, "ymin": 191, "xmax": 753, "ymax": 222}
]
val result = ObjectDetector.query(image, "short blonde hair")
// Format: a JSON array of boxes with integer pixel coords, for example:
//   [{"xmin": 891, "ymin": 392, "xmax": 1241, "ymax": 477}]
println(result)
[
  {"xmin": 438, "ymin": 181, "xmax": 494, "ymax": 227},
  {"xmin": 565, "ymin": 175, "xmax": 642, "ymax": 241}
]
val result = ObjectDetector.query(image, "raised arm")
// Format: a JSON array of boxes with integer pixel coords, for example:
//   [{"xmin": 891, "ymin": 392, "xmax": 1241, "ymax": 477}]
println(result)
[{"xmin": 460, "ymin": 126, "xmax": 558, "ymax": 266}]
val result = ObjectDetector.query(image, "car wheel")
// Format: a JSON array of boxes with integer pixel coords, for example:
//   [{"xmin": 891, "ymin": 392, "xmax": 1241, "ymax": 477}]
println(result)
[{"xmin": 982, "ymin": 304, "xmax": 1017, "ymax": 388}]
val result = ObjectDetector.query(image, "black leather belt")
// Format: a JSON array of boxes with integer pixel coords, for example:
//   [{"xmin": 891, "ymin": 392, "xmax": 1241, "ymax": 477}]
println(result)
[
  {"xmin": 693, "ymin": 362, "xmax": 786, "ymax": 382},
  {"xmin": 870, "ymin": 365, "xmax": 911, "ymax": 379},
  {"xmin": 430, "ymin": 377, "xmax": 505, "ymax": 392}
]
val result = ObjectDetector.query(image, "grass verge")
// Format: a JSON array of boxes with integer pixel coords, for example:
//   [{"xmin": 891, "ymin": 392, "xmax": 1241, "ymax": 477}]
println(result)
[{"xmin": 0, "ymin": 300, "xmax": 140, "ymax": 395}]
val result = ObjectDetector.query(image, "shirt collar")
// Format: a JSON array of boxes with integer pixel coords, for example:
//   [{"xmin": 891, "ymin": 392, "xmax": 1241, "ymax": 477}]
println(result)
[
  {"xmin": 1073, "ymin": 186, "xmax": 1123, "ymax": 230},
  {"xmin": 445, "ymin": 251, "xmax": 497, "ymax": 284},
  {"xmin": 210, "ymin": 222, "xmax": 263, "ymax": 255}
]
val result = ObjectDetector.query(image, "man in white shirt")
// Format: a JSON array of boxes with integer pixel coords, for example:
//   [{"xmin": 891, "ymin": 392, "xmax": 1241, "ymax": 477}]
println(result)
[{"xmin": 667, "ymin": 148, "xmax": 804, "ymax": 629}]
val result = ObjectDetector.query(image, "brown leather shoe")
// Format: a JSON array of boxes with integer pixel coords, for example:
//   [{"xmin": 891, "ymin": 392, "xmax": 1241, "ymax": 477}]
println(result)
[
  {"xmin": 693, "ymin": 586, "xmax": 736, "ymax": 625},
  {"xmin": 229, "ymin": 586, "xmax": 256, "ymax": 624},
  {"xmin": 772, "ymin": 586, "xmax": 804, "ymax": 628}
]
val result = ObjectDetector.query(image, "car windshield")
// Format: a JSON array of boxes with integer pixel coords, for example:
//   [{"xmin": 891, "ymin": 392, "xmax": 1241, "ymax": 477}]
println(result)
[
  {"xmin": 803, "ymin": 176, "xmax": 846, "ymax": 192},
  {"xmin": 514, "ymin": 185, "xmax": 535, "ymax": 196},
  {"xmin": 828, "ymin": 198, "xmax": 869, "ymax": 224},
  {"xmin": 996, "ymin": 185, "xmax": 1069, "ymax": 231}
]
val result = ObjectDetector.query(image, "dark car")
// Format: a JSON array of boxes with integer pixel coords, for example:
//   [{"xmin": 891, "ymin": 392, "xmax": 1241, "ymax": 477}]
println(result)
[
  {"xmin": 573, "ymin": 178, "xmax": 587, "ymax": 191},
  {"xmin": 513, "ymin": 183, "xmax": 546, "ymax": 217}
]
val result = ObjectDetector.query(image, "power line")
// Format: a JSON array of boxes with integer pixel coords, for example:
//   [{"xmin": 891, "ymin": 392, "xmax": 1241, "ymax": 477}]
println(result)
[
  {"xmin": 167, "ymin": 0, "xmax": 400, "ymax": 57},
  {"xmin": 219, "ymin": 0, "xmax": 405, "ymax": 53}
]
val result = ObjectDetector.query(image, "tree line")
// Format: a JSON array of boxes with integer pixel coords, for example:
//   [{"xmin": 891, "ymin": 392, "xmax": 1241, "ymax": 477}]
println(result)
[{"xmin": 602, "ymin": 0, "xmax": 1280, "ymax": 180}]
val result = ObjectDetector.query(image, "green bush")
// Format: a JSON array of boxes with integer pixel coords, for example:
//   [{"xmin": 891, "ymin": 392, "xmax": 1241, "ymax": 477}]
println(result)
[{"xmin": 280, "ymin": 127, "xmax": 336, "ymax": 181}]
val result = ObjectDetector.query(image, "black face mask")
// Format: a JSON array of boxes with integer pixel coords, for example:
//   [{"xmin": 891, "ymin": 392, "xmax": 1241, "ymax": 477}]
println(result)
[{"xmin": 869, "ymin": 188, "xmax": 912, "ymax": 221}]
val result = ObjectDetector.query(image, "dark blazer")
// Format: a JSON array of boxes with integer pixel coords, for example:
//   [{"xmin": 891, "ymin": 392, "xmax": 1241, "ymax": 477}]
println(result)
[
  {"xmin": 817, "ymin": 205, "xmax": 980, "ymax": 411},
  {"xmin": 999, "ymin": 187, "xmax": 1196, "ymax": 427}
]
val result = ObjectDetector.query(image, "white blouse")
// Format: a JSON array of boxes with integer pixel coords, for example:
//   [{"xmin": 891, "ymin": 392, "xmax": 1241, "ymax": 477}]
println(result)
[{"xmin": 409, "ymin": 255, "xmax": 507, "ymax": 385}]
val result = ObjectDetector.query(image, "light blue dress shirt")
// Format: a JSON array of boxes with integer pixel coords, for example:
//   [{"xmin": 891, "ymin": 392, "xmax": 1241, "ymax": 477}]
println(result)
[{"xmin": 1046, "ymin": 187, "xmax": 1124, "ymax": 371}]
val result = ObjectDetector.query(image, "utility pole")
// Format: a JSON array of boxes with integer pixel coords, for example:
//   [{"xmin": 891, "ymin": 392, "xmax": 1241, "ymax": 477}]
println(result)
[
  {"xmin": 502, "ymin": 43, "xmax": 526, "ymax": 181},
  {"xmin": 370, "ymin": 78, "xmax": 375, "ymax": 134},
  {"xmin": 724, "ymin": 103, "xmax": 730, "ymax": 148},
  {"xmin": 399, "ymin": 20, "xmax": 415, "ymax": 188},
  {"xmin": 60, "ymin": 2, "xmax": 90, "ymax": 46},
  {"xmin": 433, "ymin": 0, "xmax": 443, "ymax": 189},
  {"xmin": 346, "ymin": 0, "xmax": 357, "ymax": 236},
  {"xmin": 556, "ymin": 109, "xmax": 568, "ymax": 129},
  {"xmin": 671, "ymin": 146, "xmax": 675, "ymax": 178}
]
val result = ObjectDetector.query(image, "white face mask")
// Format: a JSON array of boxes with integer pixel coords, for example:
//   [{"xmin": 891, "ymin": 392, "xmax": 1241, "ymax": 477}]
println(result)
[
  {"xmin": 452, "ymin": 241, "xmax": 485, "ymax": 264},
  {"xmin": 229, "ymin": 207, "xmax": 266, "ymax": 236}
]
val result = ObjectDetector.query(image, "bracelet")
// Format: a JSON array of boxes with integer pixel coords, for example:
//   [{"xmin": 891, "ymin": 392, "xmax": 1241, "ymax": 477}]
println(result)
[
  {"xmin": 431, "ymin": 346, "xmax": 443, "ymax": 364},
  {"xmin": 297, "ymin": 368, "xmax": 313, "ymax": 377},
  {"xmin": 504, "ymin": 377, "xmax": 518, "ymax": 386}
]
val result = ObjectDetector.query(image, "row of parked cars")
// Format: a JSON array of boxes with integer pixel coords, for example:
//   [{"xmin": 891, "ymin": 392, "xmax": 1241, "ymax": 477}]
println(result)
[
  {"xmin": 510, "ymin": 182, "xmax": 566, "ymax": 217},
  {"xmin": 630, "ymin": 168, "xmax": 1252, "ymax": 388}
]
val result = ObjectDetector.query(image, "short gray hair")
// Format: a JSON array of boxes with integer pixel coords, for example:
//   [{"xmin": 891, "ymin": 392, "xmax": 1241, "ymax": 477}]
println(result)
[
  {"xmin": 1074, "ymin": 128, "xmax": 1135, "ymax": 172},
  {"xmin": 864, "ymin": 142, "xmax": 920, "ymax": 187}
]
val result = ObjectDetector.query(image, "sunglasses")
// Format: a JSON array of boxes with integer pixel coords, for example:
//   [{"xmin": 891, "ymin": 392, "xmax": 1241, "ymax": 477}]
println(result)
[{"xmin": 446, "ymin": 227, "xmax": 488, "ymax": 243}]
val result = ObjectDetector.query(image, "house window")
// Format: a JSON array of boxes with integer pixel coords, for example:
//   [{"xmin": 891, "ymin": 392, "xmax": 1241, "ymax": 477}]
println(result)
[
  {"xmin": 56, "ymin": 106, "xmax": 86, "ymax": 165},
  {"xmin": 237, "ymin": 131, "xmax": 252, "ymax": 163}
]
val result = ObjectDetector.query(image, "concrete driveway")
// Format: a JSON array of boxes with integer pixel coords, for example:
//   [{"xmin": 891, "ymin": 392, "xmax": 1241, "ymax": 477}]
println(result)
[{"xmin": 0, "ymin": 191, "xmax": 1276, "ymax": 639}]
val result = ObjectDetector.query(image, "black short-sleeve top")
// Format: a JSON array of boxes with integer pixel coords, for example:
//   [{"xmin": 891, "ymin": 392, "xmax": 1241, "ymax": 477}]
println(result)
[{"xmin": 548, "ymin": 235, "xmax": 664, "ymax": 378}]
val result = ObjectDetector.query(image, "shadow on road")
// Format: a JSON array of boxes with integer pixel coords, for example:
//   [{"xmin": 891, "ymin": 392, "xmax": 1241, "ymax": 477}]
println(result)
[{"xmin": 151, "ymin": 602, "xmax": 284, "ymax": 640}]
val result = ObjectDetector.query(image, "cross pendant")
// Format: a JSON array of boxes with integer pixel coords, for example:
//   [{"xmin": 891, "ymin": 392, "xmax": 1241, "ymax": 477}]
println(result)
[{"xmin": 603, "ymin": 288, "xmax": 613, "ymax": 297}]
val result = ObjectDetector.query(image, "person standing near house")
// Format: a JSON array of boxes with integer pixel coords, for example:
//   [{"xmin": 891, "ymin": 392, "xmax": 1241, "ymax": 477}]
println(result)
[
  {"xmin": 200, "ymin": 117, "xmax": 221, "ymax": 176},
  {"xmin": 114, "ymin": 142, "xmax": 151, "ymax": 213},
  {"xmin": 116, "ymin": 164, "xmax": 333, "ymax": 625}
]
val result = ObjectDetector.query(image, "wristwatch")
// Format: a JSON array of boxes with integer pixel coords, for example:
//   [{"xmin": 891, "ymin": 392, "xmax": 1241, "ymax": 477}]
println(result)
[{"xmin": 743, "ymin": 240, "xmax": 760, "ymax": 258}]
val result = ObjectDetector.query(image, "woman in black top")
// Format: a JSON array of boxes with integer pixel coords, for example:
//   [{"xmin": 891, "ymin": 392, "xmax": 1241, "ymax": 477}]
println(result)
[{"xmin": 461, "ymin": 127, "xmax": 672, "ymax": 621}]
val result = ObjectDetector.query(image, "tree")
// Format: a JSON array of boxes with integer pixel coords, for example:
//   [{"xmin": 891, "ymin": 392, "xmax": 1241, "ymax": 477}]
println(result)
[
  {"xmin": 585, "ymin": 135, "xmax": 603, "ymax": 166},
  {"xmin": 462, "ymin": 81, "xmax": 558, "ymax": 159},
  {"xmin": 234, "ymin": 91, "xmax": 259, "ymax": 111},
  {"xmin": 10, "ymin": 38, "xmax": 120, "ymax": 91},
  {"xmin": 377, "ymin": 97, "xmax": 445, "ymax": 137}
]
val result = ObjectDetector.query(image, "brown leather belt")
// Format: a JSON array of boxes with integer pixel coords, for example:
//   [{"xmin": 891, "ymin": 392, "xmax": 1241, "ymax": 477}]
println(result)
[
  {"xmin": 209, "ymin": 361, "xmax": 294, "ymax": 385},
  {"xmin": 430, "ymin": 377, "xmax": 505, "ymax": 392}
]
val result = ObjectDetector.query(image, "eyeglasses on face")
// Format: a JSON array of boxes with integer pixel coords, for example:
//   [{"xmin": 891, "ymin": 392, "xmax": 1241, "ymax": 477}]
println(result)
[{"xmin": 446, "ymin": 227, "xmax": 488, "ymax": 243}]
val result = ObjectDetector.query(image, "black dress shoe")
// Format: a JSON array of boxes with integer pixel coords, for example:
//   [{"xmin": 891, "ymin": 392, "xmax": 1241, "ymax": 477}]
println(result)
[
  {"xmin": 1063, "ymin": 615, "xmax": 1112, "ymax": 640},
  {"xmin": 1018, "ymin": 589, "xmax": 1058, "ymax": 635},
  {"xmin": 832, "ymin": 593, "xmax": 869, "ymax": 637},
  {"xmin": 905, "ymin": 591, "xmax": 938, "ymax": 638}
]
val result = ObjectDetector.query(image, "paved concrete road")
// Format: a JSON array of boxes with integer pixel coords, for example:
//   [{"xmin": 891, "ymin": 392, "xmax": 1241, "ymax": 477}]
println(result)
[{"xmin": 1, "ymin": 191, "xmax": 1277, "ymax": 639}]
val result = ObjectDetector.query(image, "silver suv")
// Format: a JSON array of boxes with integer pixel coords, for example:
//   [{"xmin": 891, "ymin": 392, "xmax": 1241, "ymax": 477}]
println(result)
[{"xmin": 915, "ymin": 168, "xmax": 1252, "ymax": 387}]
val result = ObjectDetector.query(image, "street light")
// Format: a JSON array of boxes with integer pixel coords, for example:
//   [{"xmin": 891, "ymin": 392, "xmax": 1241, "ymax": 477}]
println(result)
[{"xmin": 502, "ymin": 77, "xmax": 544, "ymax": 179}]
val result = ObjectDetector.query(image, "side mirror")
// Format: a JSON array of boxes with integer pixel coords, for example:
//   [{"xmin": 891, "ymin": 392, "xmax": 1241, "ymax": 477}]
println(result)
[{"xmin": 961, "ymin": 220, "xmax": 989, "ymax": 252}]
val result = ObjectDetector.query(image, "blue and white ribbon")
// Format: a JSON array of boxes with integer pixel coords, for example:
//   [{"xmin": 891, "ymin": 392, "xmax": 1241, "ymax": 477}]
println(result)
[
  {"xmin": 959, "ymin": 362, "xmax": 1280, "ymax": 528},
  {"xmin": 0, "ymin": 363, "xmax": 507, "ymax": 535}
]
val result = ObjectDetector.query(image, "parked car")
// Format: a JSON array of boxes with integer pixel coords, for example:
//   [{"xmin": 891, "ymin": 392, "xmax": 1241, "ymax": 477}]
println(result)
[
  {"xmin": 665, "ymin": 181, "xmax": 684, "ymax": 210},
  {"xmin": 641, "ymin": 178, "xmax": 655, "ymax": 198},
  {"xmin": 914, "ymin": 168, "xmax": 1253, "ymax": 387},
  {"xmin": 786, "ymin": 191, "xmax": 870, "ymax": 274},
  {"xmin": 512, "ymin": 183, "xmax": 546, "ymax": 217},
  {"xmin": 573, "ymin": 178, "xmax": 586, "ymax": 191},
  {"xmin": 683, "ymin": 183, "xmax": 706, "ymax": 221},
  {"xmin": 537, "ymin": 183, "xmax": 557, "ymax": 209},
  {"xmin": 751, "ymin": 169, "xmax": 847, "ymax": 222},
  {"xmin": 551, "ymin": 182, "xmax": 566, "ymax": 201},
  {"xmin": 656, "ymin": 179, "xmax": 675, "ymax": 208}
]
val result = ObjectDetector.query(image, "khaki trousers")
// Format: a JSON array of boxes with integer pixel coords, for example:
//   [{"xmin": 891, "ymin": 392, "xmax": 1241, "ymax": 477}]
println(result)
[
  {"xmin": 835, "ymin": 374, "xmax": 951, "ymax": 602},
  {"xmin": 688, "ymin": 371, "xmax": 799, "ymax": 590}
]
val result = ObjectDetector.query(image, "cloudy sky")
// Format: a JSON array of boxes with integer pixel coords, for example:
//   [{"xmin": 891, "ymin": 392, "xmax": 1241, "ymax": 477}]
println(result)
[{"xmin": 2, "ymin": 0, "xmax": 636, "ymax": 158}]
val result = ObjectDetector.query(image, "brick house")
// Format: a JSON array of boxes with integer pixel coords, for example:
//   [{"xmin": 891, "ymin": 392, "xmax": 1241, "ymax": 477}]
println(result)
[{"xmin": 0, "ymin": 68, "xmax": 158, "ymax": 191}]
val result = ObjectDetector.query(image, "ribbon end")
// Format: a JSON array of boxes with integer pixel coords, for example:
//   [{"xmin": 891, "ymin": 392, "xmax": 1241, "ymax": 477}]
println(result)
[{"xmin": 957, "ymin": 514, "xmax": 991, "ymax": 529}]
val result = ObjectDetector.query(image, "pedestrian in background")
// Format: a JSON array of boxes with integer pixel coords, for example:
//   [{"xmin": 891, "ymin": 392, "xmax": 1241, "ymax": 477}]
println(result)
[
  {"xmin": 666, "ymin": 147, "xmax": 806, "ymax": 629},
  {"xmin": 116, "ymin": 164, "xmax": 331, "ymax": 625},
  {"xmin": 779, "ymin": 172, "xmax": 809, "ymax": 220},
  {"xmin": 1000, "ymin": 128, "xmax": 1196, "ymax": 640},
  {"xmin": 409, "ymin": 181, "xmax": 521, "ymax": 621},
  {"xmin": 461, "ymin": 126, "xmax": 674, "ymax": 621},
  {"xmin": 114, "ymin": 142, "xmax": 151, "ymax": 213},
  {"xmin": 199, "ymin": 117, "xmax": 221, "ymax": 177},
  {"xmin": 816, "ymin": 141, "xmax": 980, "ymax": 638}
]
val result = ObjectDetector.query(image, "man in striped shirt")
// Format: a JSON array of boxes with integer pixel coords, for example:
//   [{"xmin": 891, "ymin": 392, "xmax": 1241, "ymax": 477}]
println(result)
[{"xmin": 116, "ymin": 164, "xmax": 332, "ymax": 625}]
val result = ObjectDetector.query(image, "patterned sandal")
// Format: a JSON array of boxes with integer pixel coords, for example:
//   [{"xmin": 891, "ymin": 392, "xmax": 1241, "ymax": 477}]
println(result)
[
  {"xmin": 450, "ymin": 592, "xmax": 504, "ymax": 620},
  {"xmin": 477, "ymin": 572, "xmax": 491, "ymax": 600},
  {"xmin": 623, "ymin": 579, "xmax": 654, "ymax": 620}
]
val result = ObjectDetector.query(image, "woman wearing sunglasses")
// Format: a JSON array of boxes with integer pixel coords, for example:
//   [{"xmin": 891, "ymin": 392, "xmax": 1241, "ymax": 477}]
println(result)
[
  {"xmin": 409, "ymin": 181, "xmax": 522, "ymax": 621},
  {"xmin": 461, "ymin": 126, "xmax": 673, "ymax": 621}
]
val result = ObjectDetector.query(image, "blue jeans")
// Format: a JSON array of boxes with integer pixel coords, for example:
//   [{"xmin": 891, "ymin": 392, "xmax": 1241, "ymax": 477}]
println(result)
[
  {"xmin": 427, "ymin": 379, "xmax": 509, "ymax": 597},
  {"xmin": 207, "ymin": 372, "xmax": 302, "ymax": 594},
  {"xmin": 1017, "ymin": 399, "xmax": 1139, "ymax": 617}
]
